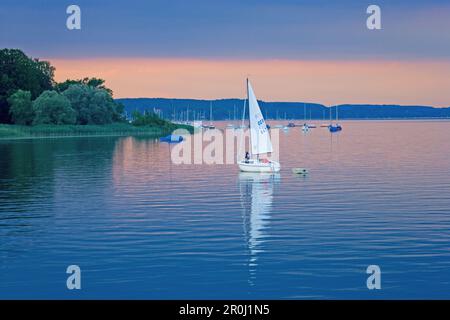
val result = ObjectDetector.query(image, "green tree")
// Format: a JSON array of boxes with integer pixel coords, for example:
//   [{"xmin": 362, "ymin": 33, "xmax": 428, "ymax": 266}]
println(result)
[
  {"xmin": 113, "ymin": 102, "xmax": 125, "ymax": 122},
  {"xmin": 131, "ymin": 110, "xmax": 168, "ymax": 126},
  {"xmin": 7, "ymin": 90, "xmax": 34, "ymax": 125},
  {"xmin": 32, "ymin": 91, "xmax": 76, "ymax": 125},
  {"xmin": 62, "ymin": 84, "xmax": 123, "ymax": 124},
  {"xmin": 56, "ymin": 77, "xmax": 113, "ymax": 95},
  {"xmin": 0, "ymin": 49, "xmax": 54, "ymax": 123},
  {"xmin": 54, "ymin": 79, "xmax": 82, "ymax": 93}
]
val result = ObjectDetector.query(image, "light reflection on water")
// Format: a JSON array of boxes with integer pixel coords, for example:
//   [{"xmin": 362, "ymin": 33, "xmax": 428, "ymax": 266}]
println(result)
[
  {"xmin": 0, "ymin": 120, "xmax": 450, "ymax": 299},
  {"xmin": 239, "ymin": 172, "xmax": 279, "ymax": 286}
]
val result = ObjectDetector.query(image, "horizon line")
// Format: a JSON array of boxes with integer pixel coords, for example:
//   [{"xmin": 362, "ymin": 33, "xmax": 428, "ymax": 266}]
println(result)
[{"xmin": 115, "ymin": 97, "xmax": 449, "ymax": 109}]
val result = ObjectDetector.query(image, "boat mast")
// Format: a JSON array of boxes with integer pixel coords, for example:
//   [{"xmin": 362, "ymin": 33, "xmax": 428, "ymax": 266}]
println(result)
[
  {"xmin": 247, "ymin": 78, "xmax": 258, "ymax": 160},
  {"xmin": 209, "ymin": 101, "xmax": 213, "ymax": 126},
  {"xmin": 304, "ymin": 103, "xmax": 306, "ymax": 122},
  {"xmin": 330, "ymin": 106, "xmax": 332, "ymax": 124},
  {"xmin": 238, "ymin": 81, "xmax": 248, "ymax": 162}
]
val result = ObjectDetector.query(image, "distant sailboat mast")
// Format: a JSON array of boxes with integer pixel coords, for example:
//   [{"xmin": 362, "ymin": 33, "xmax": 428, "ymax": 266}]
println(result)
[
  {"xmin": 209, "ymin": 101, "xmax": 213, "ymax": 126},
  {"xmin": 304, "ymin": 103, "xmax": 306, "ymax": 122},
  {"xmin": 328, "ymin": 105, "xmax": 343, "ymax": 132},
  {"xmin": 336, "ymin": 104, "xmax": 339, "ymax": 123},
  {"xmin": 330, "ymin": 106, "xmax": 332, "ymax": 124}
]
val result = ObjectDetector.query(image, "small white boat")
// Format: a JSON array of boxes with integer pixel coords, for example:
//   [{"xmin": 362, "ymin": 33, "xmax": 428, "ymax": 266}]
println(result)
[
  {"xmin": 292, "ymin": 167, "xmax": 308, "ymax": 175},
  {"xmin": 239, "ymin": 159, "xmax": 281, "ymax": 173},
  {"xmin": 238, "ymin": 79, "xmax": 281, "ymax": 173},
  {"xmin": 301, "ymin": 123, "xmax": 310, "ymax": 132}
]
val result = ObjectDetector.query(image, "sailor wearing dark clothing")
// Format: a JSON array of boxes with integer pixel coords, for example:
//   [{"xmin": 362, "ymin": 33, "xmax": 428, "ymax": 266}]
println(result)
[{"xmin": 245, "ymin": 152, "xmax": 250, "ymax": 163}]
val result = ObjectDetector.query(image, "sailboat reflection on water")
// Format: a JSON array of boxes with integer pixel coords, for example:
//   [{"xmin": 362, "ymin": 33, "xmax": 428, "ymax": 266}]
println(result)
[{"xmin": 239, "ymin": 172, "xmax": 280, "ymax": 285}]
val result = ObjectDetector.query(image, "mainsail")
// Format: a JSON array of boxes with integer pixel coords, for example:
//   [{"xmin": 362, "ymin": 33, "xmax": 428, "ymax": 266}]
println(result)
[{"xmin": 247, "ymin": 80, "xmax": 273, "ymax": 155}]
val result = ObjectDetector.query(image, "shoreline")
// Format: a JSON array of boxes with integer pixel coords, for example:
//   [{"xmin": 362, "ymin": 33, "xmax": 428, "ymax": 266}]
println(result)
[{"xmin": 0, "ymin": 123, "xmax": 193, "ymax": 141}]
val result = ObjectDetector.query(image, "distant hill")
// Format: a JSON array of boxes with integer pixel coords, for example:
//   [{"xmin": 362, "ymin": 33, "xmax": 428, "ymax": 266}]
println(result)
[{"xmin": 117, "ymin": 98, "xmax": 450, "ymax": 120}]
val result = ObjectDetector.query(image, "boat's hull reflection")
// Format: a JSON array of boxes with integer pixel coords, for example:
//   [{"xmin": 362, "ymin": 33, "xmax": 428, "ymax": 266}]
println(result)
[{"xmin": 238, "ymin": 172, "xmax": 280, "ymax": 285}]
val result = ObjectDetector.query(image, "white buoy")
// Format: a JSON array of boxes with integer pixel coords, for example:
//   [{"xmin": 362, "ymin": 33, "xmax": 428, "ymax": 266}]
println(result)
[{"xmin": 292, "ymin": 168, "xmax": 308, "ymax": 175}]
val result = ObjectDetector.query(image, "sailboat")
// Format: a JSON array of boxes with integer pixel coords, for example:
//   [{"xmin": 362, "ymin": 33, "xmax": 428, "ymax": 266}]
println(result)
[
  {"xmin": 203, "ymin": 101, "xmax": 216, "ymax": 129},
  {"xmin": 328, "ymin": 105, "xmax": 342, "ymax": 132},
  {"xmin": 301, "ymin": 103, "xmax": 310, "ymax": 133},
  {"xmin": 238, "ymin": 79, "xmax": 281, "ymax": 173},
  {"xmin": 227, "ymin": 104, "xmax": 238, "ymax": 129}
]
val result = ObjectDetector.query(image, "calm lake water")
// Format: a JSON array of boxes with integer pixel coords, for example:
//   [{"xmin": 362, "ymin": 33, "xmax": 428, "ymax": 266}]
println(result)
[{"xmin": 1, "ymin": 120, "xmax": 450, "ymax": 299}]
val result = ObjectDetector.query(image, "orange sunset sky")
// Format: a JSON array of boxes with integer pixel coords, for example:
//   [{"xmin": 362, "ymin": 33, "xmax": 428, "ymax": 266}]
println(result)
[{"xmin": 51, "ymin": 58, "xmax": 450, "ymax": 107}]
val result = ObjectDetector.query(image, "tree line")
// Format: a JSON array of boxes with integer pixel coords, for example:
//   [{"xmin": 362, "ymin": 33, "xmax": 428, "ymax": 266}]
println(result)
[{"xmin": 0, "ymin": 49, "xmax": 125, "ymax": 126}]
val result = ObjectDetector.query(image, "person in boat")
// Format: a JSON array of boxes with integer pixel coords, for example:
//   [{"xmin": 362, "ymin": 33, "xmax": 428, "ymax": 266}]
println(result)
[{"xmin": 245, "ymin": 151, "xmax": 250, "ymax": 163}]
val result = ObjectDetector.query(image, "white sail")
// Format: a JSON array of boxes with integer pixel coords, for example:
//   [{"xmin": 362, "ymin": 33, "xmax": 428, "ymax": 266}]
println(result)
[{"xmin": 247, "ymin": 80, "xmax": 273, "ymax": 155}]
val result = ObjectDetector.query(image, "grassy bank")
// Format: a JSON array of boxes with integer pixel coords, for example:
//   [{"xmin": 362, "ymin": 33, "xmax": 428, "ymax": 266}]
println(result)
[{"xmin": 0, "ymin": 123, "xmax": 193, "ymax": 140}]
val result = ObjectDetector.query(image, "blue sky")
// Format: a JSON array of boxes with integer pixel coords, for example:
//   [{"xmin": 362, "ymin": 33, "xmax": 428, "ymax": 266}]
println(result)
[{"xmin": 1, "ymin": 0, "xmax": 449, "ymax": 60}]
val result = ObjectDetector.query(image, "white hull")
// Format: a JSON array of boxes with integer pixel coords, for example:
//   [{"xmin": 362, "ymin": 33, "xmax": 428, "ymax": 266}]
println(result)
[{"xmin": 238, "ymin": 160, "xmax": 281, "ymax": 173}]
